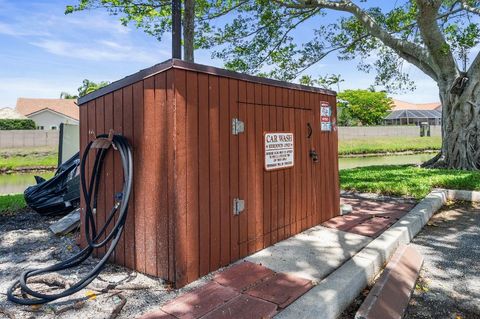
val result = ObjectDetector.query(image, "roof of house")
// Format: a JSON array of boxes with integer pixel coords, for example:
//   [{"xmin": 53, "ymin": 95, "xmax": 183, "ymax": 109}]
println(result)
[
  {"xmin": 0, "ymin": 107, "xmax": 27, "ymax": 119},
  {"xmin": 392, "ymin": 99, "xmax": 441, "ymax": 111},
  {"xmin": 16, "ymin": 98, "xmax": 79, "ymax": 121}
]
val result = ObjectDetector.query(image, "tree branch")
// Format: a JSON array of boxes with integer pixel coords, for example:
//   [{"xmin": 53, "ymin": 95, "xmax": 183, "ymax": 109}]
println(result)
[
  {"xmin": 460, "ymin": 0, "xmax": 480, "ymax": 15},
  {"xmin": 294, "ymin": 35, "xmax": 370, "ymax": 77},
  {"xmin": 252, "ymin": 8, "xmax": 320, "ymax": 69},
  {"xmin": 198, "ymin": 1, "xmax": 249, "ymax": 21},
  {"xmin": 416, "ymin": 0, "xmax": 458, "ymax": 82},
  {"xmin": 273, "ymin": 0, "xmax": 439, "ymax": 80}
]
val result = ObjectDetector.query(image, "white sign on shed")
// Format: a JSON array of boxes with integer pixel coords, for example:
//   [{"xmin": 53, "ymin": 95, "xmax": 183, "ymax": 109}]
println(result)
[{"xmin": 264, "ymin": 132, "xmax": 294, "ymax": 171}]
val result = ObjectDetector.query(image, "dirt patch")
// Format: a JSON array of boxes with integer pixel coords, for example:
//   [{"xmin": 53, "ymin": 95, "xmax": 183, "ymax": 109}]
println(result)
[{"xmin": 0, "ymin": 210, "xmax": 211, "ymax": 319}]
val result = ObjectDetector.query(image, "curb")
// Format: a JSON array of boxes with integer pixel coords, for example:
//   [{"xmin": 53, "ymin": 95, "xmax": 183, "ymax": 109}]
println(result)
[
  {"xmin": 275, "ymin": 189, "xmax": 479, "ymax": 319},
  {"xmin": 354, "ymin": 245, "xmax": 423, "ymax": 319}
]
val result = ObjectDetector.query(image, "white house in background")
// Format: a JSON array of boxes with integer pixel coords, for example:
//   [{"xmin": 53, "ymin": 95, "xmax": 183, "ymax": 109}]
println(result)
[{"xmin": 15, "ymin": 98, "xmax": 79, "ymax": 130}]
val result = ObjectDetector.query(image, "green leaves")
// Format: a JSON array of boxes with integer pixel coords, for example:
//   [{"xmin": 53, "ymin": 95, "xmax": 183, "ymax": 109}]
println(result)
[
  {"xmin": 0, "ymin": 119, "xmax": 36, "ymax": 130},
  {"xmin": 337, "ymin": 90, "xmax": 393, "ymax": 126},
  {"xmin": 77, "ymin": 79, "xmax": 110, "ymax": 97}
]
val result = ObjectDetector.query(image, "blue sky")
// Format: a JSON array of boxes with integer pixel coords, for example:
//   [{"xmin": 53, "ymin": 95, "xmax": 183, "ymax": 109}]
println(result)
[{"xmin": 0, "ymin": 0, "xmax": 440, "ymax": 108}]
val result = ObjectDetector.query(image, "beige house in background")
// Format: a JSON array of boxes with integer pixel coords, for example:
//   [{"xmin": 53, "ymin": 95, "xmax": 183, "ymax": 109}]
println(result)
[
  {"xmin": 16, "ymin": 98, "xmax": 79, "ymax": 130},
  {"xmin": 0, "ymin": 107, "xmax": 27, "ymax": 120}
]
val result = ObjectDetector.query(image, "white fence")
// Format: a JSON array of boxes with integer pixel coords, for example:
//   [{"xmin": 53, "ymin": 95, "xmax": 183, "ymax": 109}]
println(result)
[
  {"xmin": 0, "ymin": 130, "xmax": 59, "ymax": 148},
  {"xmin": 338, "ymin": 125, "xmax": 441, "ymax": 140}
]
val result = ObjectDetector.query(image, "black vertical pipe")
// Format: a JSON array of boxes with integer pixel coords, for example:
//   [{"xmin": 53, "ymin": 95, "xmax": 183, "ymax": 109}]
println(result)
[{"xmin": 172, "ymin": 0, "xmax": 182, "ymax": 59}]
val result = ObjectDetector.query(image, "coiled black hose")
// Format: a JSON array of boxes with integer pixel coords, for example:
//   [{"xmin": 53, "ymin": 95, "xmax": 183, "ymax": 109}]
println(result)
[{"xmin": 7, "ymin": 134, "xmax": 133, "ymax": 305}]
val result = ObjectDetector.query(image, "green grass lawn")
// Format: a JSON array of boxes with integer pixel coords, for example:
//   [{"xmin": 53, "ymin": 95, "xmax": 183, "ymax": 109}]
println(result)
[
  {"xmin": 0, "ymin": 153, "xmax": 57, "ymax": 171},
  {"xmin": 340, "ymin": 165, "xmax": 480, "ymax": 199},
  {"xmin": 0, "ymin": 194, "xmax": 26, "ymax": 214},
  {"xmin": 339, "ymin": 136, "xmax": 441, "ymax": 156}
]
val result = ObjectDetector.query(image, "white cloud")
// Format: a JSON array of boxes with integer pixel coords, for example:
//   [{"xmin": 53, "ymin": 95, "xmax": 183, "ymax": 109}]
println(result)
[
  {"xmin": 30, "ymin": 39, "xmax": 169, "ymax": 64},
  {"xmin": 0, "ymin": 22, "xmax": 50, "ymax": 37}
]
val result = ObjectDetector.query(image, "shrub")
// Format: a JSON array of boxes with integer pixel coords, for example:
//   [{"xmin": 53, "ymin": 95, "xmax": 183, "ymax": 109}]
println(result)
[{"xmin": 0, "ymin": 119, "xmax": 36, "ymax": 130}]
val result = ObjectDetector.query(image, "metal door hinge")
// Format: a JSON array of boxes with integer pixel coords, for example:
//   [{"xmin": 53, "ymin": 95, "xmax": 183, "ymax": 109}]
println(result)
[
  {"xmin": 233, "ymin": 198, "xmax": 245, "ymax": 215},
  {"xmin": 232, "ymin": 118, "xmax": 245, "ymax": 135}
]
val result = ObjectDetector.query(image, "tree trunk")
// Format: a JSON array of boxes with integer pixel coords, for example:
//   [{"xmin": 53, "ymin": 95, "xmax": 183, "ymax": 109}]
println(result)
[
  {"xmin": 183, "ymin": 0, "xmax": 195, "ymax": 62},
  {"xmin": 424, "ymin": 79, "xmax": 480, "ymax": 170}
]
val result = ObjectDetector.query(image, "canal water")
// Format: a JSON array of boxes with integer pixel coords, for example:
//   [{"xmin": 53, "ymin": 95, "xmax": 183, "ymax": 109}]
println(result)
[
  {"xmin": 0, "ymin": 172, "xmax": 54, "ymax": 195},
  {"xmin": 339, "ymin": 153, "xmax": 434, "ymax": 170},
  {"xmin": 0, "ymin": 153, "xmax": 434, "ymax": 195}
]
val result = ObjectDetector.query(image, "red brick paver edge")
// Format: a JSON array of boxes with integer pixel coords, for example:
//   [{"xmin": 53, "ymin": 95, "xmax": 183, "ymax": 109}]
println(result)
[
  {"xmin": 138, "ymin": 261, "xmax": 313, "ymax": 319},
  {"xmin": 323, "ymin": 198, "xmax": 415, "ymax": 237},
  {"xmin": 355, "ymin": 244, "xmax": 424, "ymax": 319}
]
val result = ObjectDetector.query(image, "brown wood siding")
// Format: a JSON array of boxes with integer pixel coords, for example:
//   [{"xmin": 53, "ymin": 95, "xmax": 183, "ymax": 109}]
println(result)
[{"xmin": 79, "ymin": 66, "xmax": 339, "ymax": 288}]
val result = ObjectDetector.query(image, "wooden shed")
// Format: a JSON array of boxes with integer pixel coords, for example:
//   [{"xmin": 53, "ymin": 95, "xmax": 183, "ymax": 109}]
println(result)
[{"xmin": 77, "ymin": 59, "xmax": 340, "ymax": 288}]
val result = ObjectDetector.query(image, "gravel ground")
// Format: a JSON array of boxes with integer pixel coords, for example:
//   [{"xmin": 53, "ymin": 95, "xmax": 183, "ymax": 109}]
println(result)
[
  {"xmin": 0, "ymin": 210, "xmax": 211, "ymax": 319},
  {"xmin": 405, "ymin": 201, "xmax": 480, "ymax": 319}
]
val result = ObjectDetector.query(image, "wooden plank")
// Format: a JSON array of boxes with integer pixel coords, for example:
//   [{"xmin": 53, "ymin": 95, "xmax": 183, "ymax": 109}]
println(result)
[
  {"xmin": 174, "ymin": 69, "xmax": 188, "ymax": 286},
  {"xmin": 166, "ymin": 69, "xmax": 176, "ymax": 282},
  {"xmin": 268, "ymin": 86, "xmax": 278, "ymax": 244},
  {"xmin": 86, "ymin": 101, "xmax": 96, "ymax": 254},
  {"xmin": 79, "ymin": 103, "xmax": 88, "ymax": 248},
  {"xmin": 113, "ymin": 89, "xmax": 125, "ymax": 266},
  {"xmin": 276, "ymin": 87, "xmax": 285, "ymax": 241},
  {"xmin": 326, "ymin": 96, "xmax": 335, "ymax": 218},
  {"xmin": 246, "ymin": 82, "xmax": 256, "ymax": 254},
  {"xmin": 219, "ymin": 77, "xmax": 231, "ymax": 266},
  {"xmin": 229, "ymin": 78, "xmax": 240, "ymax": 262},
  {"xmin": 261, "ymin": 85, "xmax": 271, "ymax": 248},
  {"xmin": 294, "ymin": 90, "xmax": 301, "ymax": 234},
  {"xmin": 132, "ymin": 81, "xmax": 146, "ymax": 273},
  {"xmin": 299, "ymin": 90, "xmax": 307, "ymax": 231},
  {"xmin": 288, "ymin": 90, "xmax": 296, "ymax": 236},
  {"xmin": 209, "ymin": 75, "xmax": 221, "ymax": 271},
  {"xmin": 186, "ymin": 71, "xmax": 200, "ymax": 281},
  {"xmin": 94, "ymin": 97, "xmax": 105, "ymax": 257},
  {"xmin": 330, "ymin": 94, "xmax": 340, "ymax": 218},
  {"xmin": 142, "ymin": 77, "xmax": 157, "ymax": 276},
  {"xmin": 253, "ymin": 83, "xmax": 263, "ymax": 251},
  {"xmin": 305, "ymin": 92, "xmax": 313, "ymax": 229},
  {"xmin": 103, "ymin": 94, "xmax": 115, "ymax": 262},
  {"xmin": 198, "ymin": 73, "xmax": 211, "ymax": 276},
  {"xmin": 319, "ymin": 95, "xmax": 329, "ymax": 223},
  {"xmin": 311, "ymin": 93, "xmax": 321, "ymax": 225},
  {"xmin": 238, "ymin": 81, "xmax": 248, "ymax": 257},
  {"xmin": 283, "ymin": 88, "xmax": 291, "ymax": 238},
  {"xmin": 122, "ymin": 85, "xmax": 135, "ymax": 269}
]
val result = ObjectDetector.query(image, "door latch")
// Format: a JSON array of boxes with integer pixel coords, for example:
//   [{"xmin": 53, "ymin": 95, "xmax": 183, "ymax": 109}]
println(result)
[
  {"xmin": 233, "ymin": 198, "xmax": 245, "ymax": 215},
  {"xmin": 232, "ymin": 118, "xmax": 245, "ymax": 135},
  {"xmin": 310, "ymin": 149, "xmax": 319, "ymax": 162}
]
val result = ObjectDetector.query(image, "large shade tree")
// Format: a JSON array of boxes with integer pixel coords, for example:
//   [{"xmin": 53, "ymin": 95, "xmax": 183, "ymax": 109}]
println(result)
[
  {"xmin": 68, "ymin": 0, "xmax": 480, "ymax": 170},
  {"xmin": 202, "ymin": 0, "xmax": 480, "ymax": 170}
]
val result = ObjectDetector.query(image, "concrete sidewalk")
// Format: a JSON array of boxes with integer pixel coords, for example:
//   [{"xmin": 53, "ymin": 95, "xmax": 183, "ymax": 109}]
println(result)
[
  {"xmin": 138, "ymin": 193, "xmax": 435, "ymax": 319},
  {"xmin": 246, "ymin": 226, "xmax": 371, "ymax": 282}
]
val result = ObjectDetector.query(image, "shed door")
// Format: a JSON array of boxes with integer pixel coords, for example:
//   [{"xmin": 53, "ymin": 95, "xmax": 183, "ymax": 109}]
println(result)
[{"xmin": 233, "ymin": 100, "xmax": 317, "ymax": 258}]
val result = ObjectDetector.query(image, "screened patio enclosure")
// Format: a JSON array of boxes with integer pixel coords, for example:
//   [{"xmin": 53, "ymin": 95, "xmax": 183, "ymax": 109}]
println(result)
[{"xmin": 384, "ymin": 109, "xmax": 442, "ymax": 126}]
